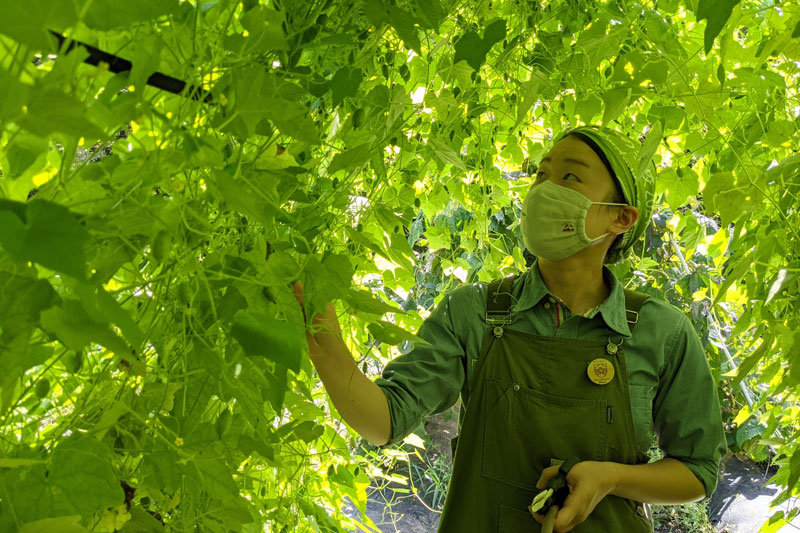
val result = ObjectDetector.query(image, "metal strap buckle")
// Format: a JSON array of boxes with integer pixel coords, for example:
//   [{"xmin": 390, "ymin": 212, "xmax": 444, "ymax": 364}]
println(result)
[{"xmin": 625, "ymin": 309, "xmax": 639, "ymax": 325}]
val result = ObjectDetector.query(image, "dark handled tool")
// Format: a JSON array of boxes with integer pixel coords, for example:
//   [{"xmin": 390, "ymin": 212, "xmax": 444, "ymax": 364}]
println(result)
[
  {"xmin": 48, "ymin": 30, "xmax": 214, "ymax": 104},
  {"xmin": 529, "ymin": 457, "xmax": 580, "ymax": 533}
]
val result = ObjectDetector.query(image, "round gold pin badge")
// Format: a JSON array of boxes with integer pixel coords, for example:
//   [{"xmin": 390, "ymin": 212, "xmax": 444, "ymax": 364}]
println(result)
[{"xmin": 587, "ymin": 358, "xmax": 615, "ymax": 385}]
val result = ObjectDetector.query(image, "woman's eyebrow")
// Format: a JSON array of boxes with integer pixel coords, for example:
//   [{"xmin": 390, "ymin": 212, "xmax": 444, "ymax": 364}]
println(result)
[{"xmin": 540, "ymin": 156, "xmax": 591, "ymax": 168}]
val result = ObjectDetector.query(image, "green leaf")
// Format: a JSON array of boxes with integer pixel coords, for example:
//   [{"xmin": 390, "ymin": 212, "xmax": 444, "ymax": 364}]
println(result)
[
  {"xmin": 140, "ymin": 450, "xmax": 183, "ymax": 493},
  {"xmin": 712, "ymin": 251, "xmax": 753, "ymax": 307},
  {"xmin": 574, "ymin": 94, "xmax": 602, "ymax": 123},
  {"xmin": 190, "ymin": 451, "xmax": 241, "ymax": 502},
  {"xmin": 330, "ymin": 67, "xmax": 363, "ymax": 107},
  {"xmin": 703, "ymin": 171, "xmax": 747, "ymax": 226},
  {"xmin": 0, "ymin": 207, "xmax": 28, "ymax": 259},
  {"xmin": 0, "ymin": 200, "xmax": 89, "ymax": 279},
  {"xmin": 120, "ymin": 507, "xmax": 165, "ymax": 533},
  {"xmin": 637, "ymin": 121, "xmax": 663, "ymax": 178},
  {"xmin": 696, "ymin": 0, "xmax": 742, "ymax": 55},
  {"xmin": 429, "ymin": 138, "xmax": 467, "ymax": 170},
  {"xmin": 83, "ymin": 0, "xmax": 179, "ymax": 30},
  {"xmin": 20, "ymin": 516, "xmax": 87, "ymax": 533},
  {"xmin": 40, "ymin": 300, "xmax": 132, "ymax": 358},
  {"xmin": 322, "ymin": 252, "xmax": 355, "ymax": 289},
  {"xmin": 20, "ymin": 86, "xmax": 105, "ymax": 141},
  {"xmin": 5, "ymin": 133, "xmax": 47, "ymax": 179},
  {"xmin": 726, "ymin": 335, "xmax": 771, "ymax": 387},
  {"xmin": 0, "ymin": 66, "xmax": 29, "ymax": 122},
  {"xmin": 328, "ymin": 143, "xmax": 373, "ymax": 175},
  {"xmin": 412, "ymin": 0, "xmax": 445, "ymax": 30},
  {"xmin": 453, "ymin": 18, "xmax": 507, "ymax": 71},
  {"xmin": 793, "ymin": 19, "xmax": 800, "ymax": 39},
  {"xmin": 765, "ymin": 269, "xmax": 792, "ymax": 305},
  {"xmin": 361, "ymin": 1, "xmax": 423, "ymax": 54},
  {"xmin": 342, "ymin": 288, "xmax": 398, "ymax": 315},
  {"xmin": 0, "ymin": 271, "xmax": 58, "ymax": 342},
  {"xmin": 75, "ymin": 282, "xmax": 145, "ymax": 349},
  {"xmin": 208, "ymin": 170, "xmax": 278, "ymax": 228},
  {"xmin": 601, "ymin": 87, "xmax": 631, "ymax": 125},
  {"xmin": 789, "ymin": 447, "xmax": 800, "ymax": 494},
  {"xmin": 231, "ymin": 311, "xmax": 303, "ymax": 373},
  {"xmin": 0, "ymin": 458, "xmax": 46, "ymax": 468},
  {"xmin": 225, "ymin": 6, "xmax": 288, "ymax": 54},
  {"xmin": 49, "ymin": 436, "xmax": 124, "ymax": 519},
  {"xmin": 367, "ymin": 320, "xmax": 431, "ymax": 346},
  {"xmin": 0, "ymin": 0, "xmax": 78, "ymax": 49}
]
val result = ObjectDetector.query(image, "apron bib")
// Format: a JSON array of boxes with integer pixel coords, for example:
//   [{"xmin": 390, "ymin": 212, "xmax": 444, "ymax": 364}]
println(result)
[{"xmin": 438, "ymin": 274, "xmax": 654, "ymax": 532}]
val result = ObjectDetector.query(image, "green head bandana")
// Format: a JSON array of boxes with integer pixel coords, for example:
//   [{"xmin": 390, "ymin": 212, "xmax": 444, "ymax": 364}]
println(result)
[{"xmin": 552, "ymin": 125, "xmax": 657, "ymax": 264}]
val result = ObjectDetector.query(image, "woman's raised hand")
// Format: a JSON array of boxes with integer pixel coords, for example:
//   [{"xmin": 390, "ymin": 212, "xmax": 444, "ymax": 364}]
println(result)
[{"xmin": 291, "ymin": 280, "xmax": 344, "ymax": 357}]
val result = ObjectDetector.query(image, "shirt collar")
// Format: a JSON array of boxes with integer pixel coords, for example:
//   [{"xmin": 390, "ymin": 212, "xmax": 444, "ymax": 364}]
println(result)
[{"xmin": 511, "ymin": 258, "xmax": 632, "ymax": 338}]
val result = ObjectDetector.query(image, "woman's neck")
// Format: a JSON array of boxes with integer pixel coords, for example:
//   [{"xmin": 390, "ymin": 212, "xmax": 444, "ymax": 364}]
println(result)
[{"xmin": 536, "ymin": 257, "xmax": 610, "ymax": 316}]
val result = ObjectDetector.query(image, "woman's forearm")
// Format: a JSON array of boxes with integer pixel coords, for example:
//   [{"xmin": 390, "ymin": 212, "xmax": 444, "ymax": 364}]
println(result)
[
  {"xmin": 310, "ymin": 336, "xmax": 392, "ymax": 447},
  {"xmin": 607, "ymin": 457, "xmax": 706, "ymax": 505}
]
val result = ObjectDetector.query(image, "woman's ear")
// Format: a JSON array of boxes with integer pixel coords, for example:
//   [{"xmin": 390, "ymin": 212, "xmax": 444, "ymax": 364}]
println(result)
[{"xmin": 613, "ymin": 205, "xmax": 639, "ymax": 234}]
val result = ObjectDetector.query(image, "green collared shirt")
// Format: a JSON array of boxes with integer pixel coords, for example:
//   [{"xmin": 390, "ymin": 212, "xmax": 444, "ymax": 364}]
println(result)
[{"xmin": 375, "ymin": 259, "xmax": 728, "ymax": 501}]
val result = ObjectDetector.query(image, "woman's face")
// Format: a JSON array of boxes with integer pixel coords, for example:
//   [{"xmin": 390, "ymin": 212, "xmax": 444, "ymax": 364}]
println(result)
[{"xmin": 531, "ymin": 135, "xmax": 621, "ymax": 241}]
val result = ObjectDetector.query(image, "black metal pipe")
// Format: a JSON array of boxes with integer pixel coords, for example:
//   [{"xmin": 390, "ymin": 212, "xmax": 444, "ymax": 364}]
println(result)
[{"xmin": 48, "ymin": 30, "xmax": 214, "ymax": 104}]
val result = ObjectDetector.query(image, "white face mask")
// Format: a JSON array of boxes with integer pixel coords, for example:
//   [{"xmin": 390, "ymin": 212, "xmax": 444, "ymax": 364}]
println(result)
[{"xmin": 520, "ymin": 180, "xmax": 627, "ymax": 261}]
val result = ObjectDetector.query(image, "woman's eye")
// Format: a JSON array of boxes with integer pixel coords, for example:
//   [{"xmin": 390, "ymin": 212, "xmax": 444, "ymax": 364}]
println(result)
[{"xmin": 535, "ymin": 171, "xmax": 578, "ymax": 181}]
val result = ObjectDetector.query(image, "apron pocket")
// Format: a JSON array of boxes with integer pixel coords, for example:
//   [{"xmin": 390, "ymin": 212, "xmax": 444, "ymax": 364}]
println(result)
[
  {"xmin": 498, "ymin": 504, "xmax": 539, "ymax": 531},
  {"xmin": 482, "ymin": 376, "xmax": 607, "ymax": 491}
]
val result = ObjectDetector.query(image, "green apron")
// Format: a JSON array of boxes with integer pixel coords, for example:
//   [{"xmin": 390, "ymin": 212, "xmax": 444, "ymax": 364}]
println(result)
[{"xmin": 438, "ymin": 274, "xmax": 654, "ymax": 532}]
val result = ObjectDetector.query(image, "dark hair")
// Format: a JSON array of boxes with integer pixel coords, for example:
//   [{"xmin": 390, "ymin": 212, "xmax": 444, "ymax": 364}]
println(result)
[{"xmin": 565, "ymin": 132, "xmax": 626, "ymax": 259}]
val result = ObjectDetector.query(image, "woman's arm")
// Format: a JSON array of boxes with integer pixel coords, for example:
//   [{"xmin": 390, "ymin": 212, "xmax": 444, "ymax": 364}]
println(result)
[
  {"xmin": 607, "ymin": 457, "xmax": 706, "ymax": 504},
  {"xmin": 292, "ymin": 281, "xmax": 392, "ymax": 447},
  {"xmin": 310, "ymin": 336, "xmax": 392, "ymax": 447}
]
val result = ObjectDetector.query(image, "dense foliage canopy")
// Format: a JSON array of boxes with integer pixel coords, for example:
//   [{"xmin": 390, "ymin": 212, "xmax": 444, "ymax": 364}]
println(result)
[{"xmin": 0, "ymin": 0, "xmax": 799, "ymax": 531}]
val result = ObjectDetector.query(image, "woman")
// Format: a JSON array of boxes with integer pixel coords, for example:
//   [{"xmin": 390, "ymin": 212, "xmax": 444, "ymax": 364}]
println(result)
[{"xmin": 293, "ymin": 125, "xmax": 727, "ymax": 532}]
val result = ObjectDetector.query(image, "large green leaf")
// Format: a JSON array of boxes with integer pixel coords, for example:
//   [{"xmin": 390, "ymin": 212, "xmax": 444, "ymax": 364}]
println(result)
[
  {"xmin": 49, "ymin": 436, "xmax": 124, "ymax": 519},
  {"xmin": 83, "ymin": 0, "xmax": 180, "ymax": 29},
  {"xmin": 40, "ymin": 300, "xmax": 132, "ymax": 358},
  {"xmin": 20, "ymin": 87, "xmax": 105, "ymax": 141},
  {"xmin": 231, "ymin": 311, "xmax": 303, "ymax": 373},
  {"xmin": 367, "ymin": 320, "xmax": 431, "ymax": 346},
  {"xmin": 0, "ymin": 0, "xmax": 78, "ymax": 48},
  {"xmin": 453, "ymin": 18, "xmax": 507, "ymax": 71},
  {"xmin": 0, "ymin": 200, "xmax": 89, "ymax": 280},
  {"xmin": 696, "ymin": 0, "xmax": 742, "ymax": 55}
]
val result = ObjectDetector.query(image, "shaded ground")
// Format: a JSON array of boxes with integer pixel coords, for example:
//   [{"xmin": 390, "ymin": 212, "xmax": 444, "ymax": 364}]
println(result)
[{"xmin": 709, "ymin": 453, "xmax": 800, "ymax": 533}]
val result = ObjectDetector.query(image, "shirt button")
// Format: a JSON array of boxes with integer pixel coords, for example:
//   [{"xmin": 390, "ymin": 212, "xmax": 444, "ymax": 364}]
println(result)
[
  {"xmin": 513, "ymin": 384, "xmax": 520, "ymax": 391},
  {"xmin": 548, "ymin": 297, "xmax": 555, "ymax": 303},
  {"xmin": 544, "ymin": 303, "xmax": 551, "ymax": 309}
]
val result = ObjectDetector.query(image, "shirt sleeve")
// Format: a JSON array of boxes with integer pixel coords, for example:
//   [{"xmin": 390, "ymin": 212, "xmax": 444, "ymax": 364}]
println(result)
[
  {"xmin": 374, "ymin": 286, "xmax": 470, "ymax": 448},
  {"xmin": 652, "ymin": 312, "xmax": 728, "ymax": 502}
]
